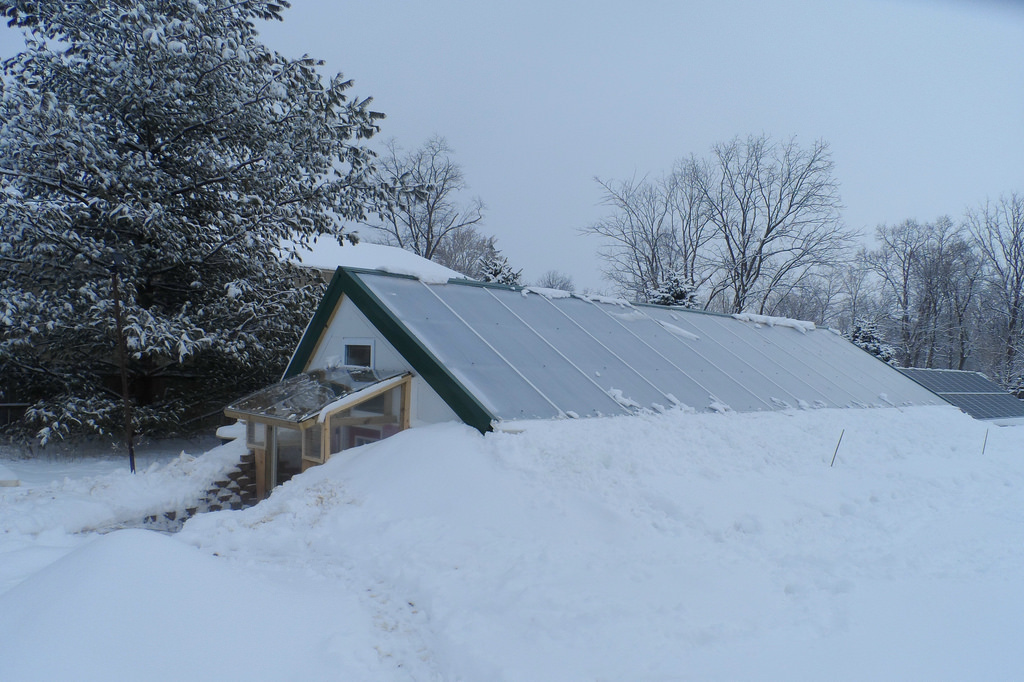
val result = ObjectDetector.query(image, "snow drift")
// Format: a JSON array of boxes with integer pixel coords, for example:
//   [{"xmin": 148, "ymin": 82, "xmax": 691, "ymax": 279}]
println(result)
[{"xmin": 2, "ymin": 405, "xmax": 1023, "ymax": 680}]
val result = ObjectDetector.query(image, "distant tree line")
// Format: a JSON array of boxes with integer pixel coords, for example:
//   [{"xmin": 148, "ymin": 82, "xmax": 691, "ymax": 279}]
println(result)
[
  {"xmin": 844, "ymin": 196, "xmax": 1024, "ymax": 392},
  {"xmin": 583, "ymin": 134, "xmax": 854, "ymax": 315},
  {"xmin": 585, "ymin": 135, "xmax": 1024, "ymax": 389}
]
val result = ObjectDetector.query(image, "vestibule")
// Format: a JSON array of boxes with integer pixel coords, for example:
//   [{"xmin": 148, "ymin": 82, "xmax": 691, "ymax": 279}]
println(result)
[{"xmin": 225, "ymin": 368, "xmax": 410, "ymax": 498}]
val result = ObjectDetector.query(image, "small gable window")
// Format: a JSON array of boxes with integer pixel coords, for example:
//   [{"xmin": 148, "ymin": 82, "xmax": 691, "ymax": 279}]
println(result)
[{"xmin": 344, "ymin": 341, "xmax": 373, "ymax": 368}]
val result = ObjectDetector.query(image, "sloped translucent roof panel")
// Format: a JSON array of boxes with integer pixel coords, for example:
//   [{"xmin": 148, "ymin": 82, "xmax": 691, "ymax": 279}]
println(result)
[
  {"xmin": 427, "ymin": 284, "xmax": 630, "ymax": 417},
  {"xmin": 351, "ymin": 272, "xmax": 945, "ymax": 422},
  {"xmin": 644, "ymin": 308, "xmax": 830, "ymax": 408},
  {"xmin": 792, "ymin": 329, "xmax": 934, "ymax": 406},
  {"xmin": 358, "ymin": 274, "xmax": 560, "ymax": 420},
  {"xmin": 898, "ymin": 368, "xmax": 1024, "ymax": 421},
  {"xmin": 744, "ymin": 321, "xmax": 893, "ymax": 406},
  {"xmin": 480, "ymin": 287, "xmax": 673, "ymax": 412},
  {"xmin": 544, "ymin": 297, "xmax": 770, "ymax": 412}
]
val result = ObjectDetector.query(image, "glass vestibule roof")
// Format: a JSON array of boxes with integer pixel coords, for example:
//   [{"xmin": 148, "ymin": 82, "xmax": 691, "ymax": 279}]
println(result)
[
  {"xmin": 226, "ymin": 367, "xmax": 406, "ymax": 424},
  {"xmin": 352, "ymin": 271, "xmax": 945, "ymax": 421}
]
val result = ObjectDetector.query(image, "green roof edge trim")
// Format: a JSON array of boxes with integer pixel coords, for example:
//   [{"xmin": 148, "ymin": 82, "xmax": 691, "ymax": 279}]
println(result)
[
  {"xmin": 284, "ymin": 270, "xmax": 349, "ymax": 379},
  {"xmin": 290, "ymin": 267, "xmax": 496, "ymax": 434}
]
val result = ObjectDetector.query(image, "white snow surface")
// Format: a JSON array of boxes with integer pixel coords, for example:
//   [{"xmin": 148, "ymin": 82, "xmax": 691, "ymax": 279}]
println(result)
[
  {"xmin": 2, "ymin": 406, "xmax": 1024, "ymax": 681},
  {"xmin": 520, "ymin": 286, "xmax": 573, "ymax": 299},
  {"xmin": 285, "ymin": 238, "xmax": 467, "ymax": 284},
  {"xmin": 0, "ymin": 440, "xmax": 244, "ymax": 536},
  {"xmin": 732, "ymin": 312, "xmax": 816, "ymax": 333},
  {"xmin": 0, "ymin": 461, "xmax": 18, "ymax": 486},
  {"xmin": 657, "ymin": 318, "xmax": 701, "ymax": 340},
  {"xmin": 606, "ymin": 387, "xmax": 642, "ymax": 409},
  {"xmin": 581, "ymin": 293, "xmax": 632, "ymax": 306}
]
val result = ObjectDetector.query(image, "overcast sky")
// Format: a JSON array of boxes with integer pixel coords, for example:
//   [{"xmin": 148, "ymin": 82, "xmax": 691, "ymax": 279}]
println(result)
[{"xmin": 3, "ymin": 0, "xmax": 1022, "ymax": 291}]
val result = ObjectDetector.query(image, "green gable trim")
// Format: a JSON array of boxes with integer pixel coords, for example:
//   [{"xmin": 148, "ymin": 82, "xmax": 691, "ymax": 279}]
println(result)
[
  {"xmin": 283, "ymin": 269, "xmax": 349, "ymax": 379},
  {"xmin": 290, "ymin": 267, "xmax": 496, "ymax": 434}
]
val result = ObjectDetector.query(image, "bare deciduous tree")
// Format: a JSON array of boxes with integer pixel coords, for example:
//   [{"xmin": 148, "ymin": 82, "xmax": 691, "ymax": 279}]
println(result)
[
  {"xmin": 863, "ymin": 219, "xmax": 926, "ymax": 364},
  {"xmin": 667, "ymin": 160, "xmax": 715, "ymax": 293},
  {"xmin": 688, "ymin": 135, "xmax": 853, "ymax": 314},
  {"xmin": 535, "ymin": 270, "xmax": 576, "ymax": 292},
  {"xmin": 966, "ymin": 193, "xmax": 1024, "ymax": 382},
  {"xmin": 766, "ymin": 267, "xmax": 844, "ymax": 327},
  {"xmin": 835, "ymin": 261, "xmax": 876, "ymax": 334},
  {"xmin": 431, "ymin": 227, "xmax": 495, "ymax": 279},
  {"xmin": 583, "ymin": 175, "xmax": 678, "ymax": 300},
  {"xmin": 370, "ymin": 136, "xmax": 484, "ymax": 262},
  {"xmin": 943, "ymin": 236, "xmax": 984, "ymax": 370},
  {"xmin": 582, "ymin": 172, "xmax": 712, "ymax": 301},
  {"xmin": 863, "ymin": 218, "xmax": 982, "ymax": 369},
  {"xmin": 586, "ymin": 135, "xmax": 852, "ymax": 312}
]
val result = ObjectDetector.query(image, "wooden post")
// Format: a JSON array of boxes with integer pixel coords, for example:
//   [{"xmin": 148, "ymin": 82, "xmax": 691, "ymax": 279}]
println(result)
[
  {"xmin": 400, "ymin": 378, "xmax": 412, "ymax": 430},
  {"xmin": 322, "ymin": 415, "xmax": 331, "ymax": 461},
  {"xmin": 253, "ymin": 446, "xmax": 267, "ymax": 500}
]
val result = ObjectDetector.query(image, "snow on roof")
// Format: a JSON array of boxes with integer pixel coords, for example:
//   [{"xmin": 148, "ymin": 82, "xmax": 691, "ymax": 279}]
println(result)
[
  {"xmin": 732, "ymin": 312, "xmax": 816, "ymax": 333},
  {"xmin": 286, "ymin": 238, "xmax": 467, "ymax": 284},
  {"xmin": 520, "ymin": 286, "xmax": 573, "ymax": 299},
  {"xmin": 316, "ymin": 373, "xmax": 409, "ymax": 423}
]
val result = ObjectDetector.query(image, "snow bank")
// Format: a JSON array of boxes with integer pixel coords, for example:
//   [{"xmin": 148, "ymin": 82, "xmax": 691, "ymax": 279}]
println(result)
[
  {"xmin": 0, "ymin": 462, "xmax": 19, "ymax": 486},
  {"xmin": 520, "ymin": 286, "xmax": 573, "ymax": 299},
  {"xmin": 286, "ymin": 239, "xmax": 467, "ymax": 284},
  {"xmin": 180, "ymin": 406, "xmax": 1023, "ymax": 680},
  {"xmin": 3, "ymin": 406, "xmax": 1024, "ymax": 680},
  {"xmin": 0, "ymin": 439, "xmax": 245, "ymax": 536},
  {"xmin": 0, "ymin": 529, "xmax": 381, "ymax": 682}
]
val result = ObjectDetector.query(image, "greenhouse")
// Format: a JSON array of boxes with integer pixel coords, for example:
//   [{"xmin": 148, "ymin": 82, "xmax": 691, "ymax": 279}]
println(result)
[{"xmin": 227, "ymin": 266, "xmax": 947, "ymax": 496}]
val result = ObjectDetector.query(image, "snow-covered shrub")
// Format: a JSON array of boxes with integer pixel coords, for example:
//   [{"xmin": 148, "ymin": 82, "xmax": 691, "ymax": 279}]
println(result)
[
  {"xmin": 644, "ymin": 269, "xmax": 700, "ymax": 308},
  {"xmin": 479, "ymin": 251, "xmax": 522, "ymax": 286},
  {"xmin": 847, "ymin": 319, "xmax": 898, "ymax": 365}
]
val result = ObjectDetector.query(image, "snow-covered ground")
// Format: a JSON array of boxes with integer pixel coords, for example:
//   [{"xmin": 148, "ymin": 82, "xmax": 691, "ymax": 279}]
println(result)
[{"xmin": 1, "ymin": 406, "xmax": 1023, "ymax": 681}]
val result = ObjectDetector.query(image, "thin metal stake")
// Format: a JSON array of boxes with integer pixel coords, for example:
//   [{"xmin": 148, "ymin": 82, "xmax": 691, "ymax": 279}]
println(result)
[
  {"xmin": 830, "ymin": 429, "xmax": 845, "ymax": 467},
  {"xmin": 982, "ymin": 428, "xmax": 989, "ymax": 456}
]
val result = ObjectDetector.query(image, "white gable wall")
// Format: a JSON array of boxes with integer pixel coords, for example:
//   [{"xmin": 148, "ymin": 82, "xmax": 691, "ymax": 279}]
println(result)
[{"xmin": 307, "ymin": 296, "xmax": 460, "ymax": 427}]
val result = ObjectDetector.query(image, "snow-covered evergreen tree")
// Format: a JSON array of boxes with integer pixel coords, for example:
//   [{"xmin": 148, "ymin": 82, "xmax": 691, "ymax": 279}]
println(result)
[
  {"xmin": 0, "ymin": 0, "xmax": 385, "ymax": 442},
  {"xmin": 479, "ymin": 250, "xmax": 522, "ymax": 286},
  {"xmin": 848, "ymin": 319, "xmax": 897, "ymax": 365},
  {"xmin": 1006, "ymin": 375, "xmax": 1024, "ymax": 400},
  {"xmin": 644, "ymin": 269, "xmax": 700, "ymax": 308}
]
